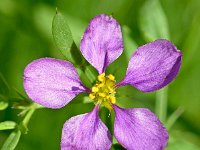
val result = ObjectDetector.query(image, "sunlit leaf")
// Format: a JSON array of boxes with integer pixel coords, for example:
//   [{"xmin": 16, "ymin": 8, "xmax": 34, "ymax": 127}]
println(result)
[
  {"xmin": 52, "ymin": 10, "xmax": 74, "ymax": 62},
  {"xmin": 1, "ymin": 129, "xmax": 21, "ymax": 150},
  {"xmin": 139, "ymin": 0, "xmax": 170, "ymax": 41},
  {"xmin": 0, "ymin": 101, "xmax": 8, "ymax": 110},
  {"xmin": 0, "ymin": 121, "xmax": 16, "ymax": 130}
]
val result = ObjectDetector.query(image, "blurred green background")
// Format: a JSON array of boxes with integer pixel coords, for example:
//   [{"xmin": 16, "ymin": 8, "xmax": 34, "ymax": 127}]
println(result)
[{"xmin": 0, "ymin": 0, "xmax": 200, "ymax": 149}]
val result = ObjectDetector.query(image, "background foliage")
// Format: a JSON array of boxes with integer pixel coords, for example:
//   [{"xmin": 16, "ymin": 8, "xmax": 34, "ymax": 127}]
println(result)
[{"xmin": 0, "ymin": 0, "xmax": 200, "ymax": 149}]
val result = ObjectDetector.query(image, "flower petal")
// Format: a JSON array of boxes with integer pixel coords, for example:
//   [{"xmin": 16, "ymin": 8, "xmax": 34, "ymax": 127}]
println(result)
[
  {"xmin": 113, "ymin": 105, "xmax": 168, "ymax": 150},
  {"xmin": 80, "ymin": 14, "xmax": 123, "ymax": 74},
  {"xmin": 117, "ymin": 39, "xmax": 182, "ymax": 92},
  {"xmin": 61, "ymin": 105, "xmax": 112, "ymax": 150},
  {"xmin": 23, "ymin": 58, "xmax": 88, "ymax": 109}
]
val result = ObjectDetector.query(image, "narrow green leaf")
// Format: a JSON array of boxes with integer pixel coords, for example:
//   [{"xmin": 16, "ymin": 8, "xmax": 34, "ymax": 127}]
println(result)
[
  {"xmin": 0, "ymin": 73, "xmax": 10, "ymax": 95},
  {"xmin": 139, "ymin": 0, "xmax": 170, "ymax": 41},
  {"xmin": 84, "ymin": 66, "xmax": 98, "ymax": 85},
  {"xmin": 0, "ymin": 121, "xmax": 16, "ymax": 130},
  {"xmin": 18, "ymin": 104, "xmax": 36, "ymax": 134},
  {"xmin": 0, "ymin": 101, "xmax": 8, "ymax": 110},
  {"xmin": 62, "ymin": 13, "xmax": 87, "ymax": 48},
  {"xmin": 22, "ymin": 107, "xmax": 35, "ymax": 127},
  {"xmin": 77, "ymin": 67, "xmax": 93, "ymax": 88},
  {"xmin": 52, "ymin": 10, "xmax": 74, "ymax": 62},
  {"xmin": 13, "ymin": 88, "xmax": 29, "ymax": 101},
  {"xmin": 1, "ymin": 129, "xmax": 21, "ymax": 150},
  {"xmin": 166, "ymin": 107, "xmax": 184, "ymax": 130}
]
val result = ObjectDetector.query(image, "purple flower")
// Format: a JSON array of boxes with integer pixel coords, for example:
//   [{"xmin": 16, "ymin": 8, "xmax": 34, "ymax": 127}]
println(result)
[{"xmin": 23, "ymin": 14, "xmax": 182, "ymax": 149}]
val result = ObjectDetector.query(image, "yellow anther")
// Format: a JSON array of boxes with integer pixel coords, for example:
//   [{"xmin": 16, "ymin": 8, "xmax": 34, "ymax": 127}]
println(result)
[
  {"xmin": 110, "ymin": 96, "xmax": 116, "ymax": 104},
  {"xmin": 92, "ymin": 87, "xmax": 99, "ymax": 92},
  {"xmin": 107, "ymin": 74, "xmax": 115, "ymax": 81},
  {"xmin": 89, "ymin": 93, "xmax": 95, "ymax": 100},
  {"xmin": 89, "ymin": 73, "xmax": 116, "ymax": 110},
  {"xmin": 97, "ymin": 83, "xmax": 104, "ymax": 88},
  {"xmin": 98, "ymin": 73, "xmax": 105, "ymax": 82},
  {"xmin": 99, "ymin": 93, "xmax": 106, "ymax": 98}
]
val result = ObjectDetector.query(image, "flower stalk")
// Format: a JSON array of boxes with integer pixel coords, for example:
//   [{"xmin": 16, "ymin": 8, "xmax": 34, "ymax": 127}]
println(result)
[{"xmin": 156, "ymin": 86, "xmax": 168, "ymax": 123}]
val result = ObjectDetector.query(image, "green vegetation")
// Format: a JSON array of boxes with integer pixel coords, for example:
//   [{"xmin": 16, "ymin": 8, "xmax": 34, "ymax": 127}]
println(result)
[{"xmin": 0, "ymin": 0, "xmax": 200, "ymax": 149}]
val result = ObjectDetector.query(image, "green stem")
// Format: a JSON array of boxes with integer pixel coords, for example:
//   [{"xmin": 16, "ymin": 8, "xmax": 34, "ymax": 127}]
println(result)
[
  {"xmin": 166, "ymin": 107, "xmax": 184, "ymax": 130},
  {"xmin": 155, "ymin": 86, "xmax": 168, "ymax": 123},
  {"xmin": 22, "ymin": 108, "xmax": 35, "ymax": 126},
  {"xmin": 18, "ymin": 103, "xmax": 43, "ymax": 134},
  {"xmin": 22, "ymin": 103, "xmax": 37, "ymax": 126}
]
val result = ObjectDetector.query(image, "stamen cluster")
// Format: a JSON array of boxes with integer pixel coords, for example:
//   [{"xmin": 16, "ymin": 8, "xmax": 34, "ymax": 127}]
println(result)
[{"xmin": 89, "ymin": 73, "xmax": 116, "ymax": 110}]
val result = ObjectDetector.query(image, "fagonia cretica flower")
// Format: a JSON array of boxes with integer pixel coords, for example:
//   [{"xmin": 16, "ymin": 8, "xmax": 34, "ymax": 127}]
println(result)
[{"xmin": 23, "ymin": 14, "xmax": 182, "ymax": 150}]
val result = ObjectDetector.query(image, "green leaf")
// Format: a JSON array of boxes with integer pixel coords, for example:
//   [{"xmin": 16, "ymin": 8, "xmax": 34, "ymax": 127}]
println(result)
[
  {"xmin": 139, "ymin": 0, "xmax": 170, "ymax": 41},
  {"xmin": 18, "ymin": 122, "xmax": 28, "ymax": 134},
  {"xmin": 111, "ymin": 136, "xmax": 126, "ymax": 150},
  {"xmin": 62, "ymin": 14, "xmax": 87, "ymax": 49},
  {"xmin": 166, "ymin": 107, "xmax": 184, "ymax": 130},
  {"xmin": 0, "ymin": 121, "xmax": 16, "ymax": 130},
  {"xmin": 52, "ymin": 10, "xmax": 73, "ymax": 49},
  {"xmin": 84, "ymin": 65, "xmax": 98, "ymax": 85},
  {"xmin": 0, "ymin": 101, "xmax": 8, "ymax": 110},
  {"xmin": 13, "ymin": 88, "xmax": 29, "ymax": 101},
  {"xmin": 0, "ymin": 73, "xmax": 10, "ymax": 95},
  {"xmin": 167, "ymin": 136, "xmax": 200, "ymax": 150},
  {"xmin": 52, "ymin": 10, "xmax": 74, "ymax": 62},
  {"xmin": 21, "ymin": 107, "xmax": 35, "ymax": 134},
  {"xmin": 1, "ymin": 129, "xmax": 21, "ymax": 150},
  {"xmin": 107, "ymin": 25, "xmax": 138, "ymax": 81},
  {"xmin": 111, "ymin": 144, "xmax": 126, "ymax": 150},
  {"xmin": 78, "ymin": 68, "xmax": 93, "ymax": 88},
  {"xmin": 99, "ymin": 107, "xmax": 113, "ymax": 132},
  {"xmin": 82, "ymin": 96, "xmax": 92, "ymax": 104}
]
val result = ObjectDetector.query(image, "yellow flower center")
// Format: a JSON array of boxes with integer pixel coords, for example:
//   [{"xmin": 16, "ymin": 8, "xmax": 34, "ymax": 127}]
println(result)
[{"xmin": 89, "ymin": 73, "xmax": 116, "ymax": 110}]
